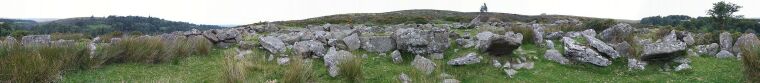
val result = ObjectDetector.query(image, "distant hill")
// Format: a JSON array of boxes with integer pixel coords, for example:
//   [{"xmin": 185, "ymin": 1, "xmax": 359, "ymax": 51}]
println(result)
[
  {"xmin": 32, "ymin": 16, "xmax": 224, "ymax": 36},
  {"xmin": 245, "ymin": 9, "xmax": 621, "ymax": 27},
  {"xmin": 0, "ymin": 18, "xmax": 39, "ymax": 29}
]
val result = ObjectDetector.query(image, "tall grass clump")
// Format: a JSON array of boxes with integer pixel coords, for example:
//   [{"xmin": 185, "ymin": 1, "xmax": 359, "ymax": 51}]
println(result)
[
  {"xmin": 740, "ymin": 44, "xmax": 760, "ymax": 82},
  {"xmin": 189, "ymin": 36, "xmax": 212, "ymax": 55},
  {"xmin": 221, "ymin": 49, "xmax": 250, "ymax": 83},
  {"xmin": 109, "ymin": 37, "xmax": 167, "ymax": 63},
  {"xmin": 282, "ymin": 57, "xmax": 316, "ymax": 83},
  {"xmin": 338, "ymin": 58, "xmax": 363, "ymax": 83},
  {"xmin": 0, "ymin": 40, "xmax": 89, "ymax": 82},
  {"xmin": 51, "ymin": 33, "xmax": 90, "ymax": 41},
  {"xmin": 508, "ymin": 26, "xmax": 535, "ymax": 44}
]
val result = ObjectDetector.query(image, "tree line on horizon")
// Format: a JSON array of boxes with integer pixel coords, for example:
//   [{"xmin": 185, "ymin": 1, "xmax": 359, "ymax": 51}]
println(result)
[{"xmin": 0, "ymin": 16, "xmax": 224, "ymax": 38}]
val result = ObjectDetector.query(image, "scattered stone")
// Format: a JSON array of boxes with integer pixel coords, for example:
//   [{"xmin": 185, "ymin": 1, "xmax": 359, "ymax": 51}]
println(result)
[
  {"xmin": 627, "ymin": 59, "xmax": 646, "ymax": 70},
  {"xmin": 21, "ymin": 35, "xmax": 51, "ymax": 46},
  {"xmin": 392, "ymin": 50, "xmax": 403, "ymax": 64},
  {"xmin": 716, "ymin": 50, "xmax": 735, "ymax": 58},
  {"xmin": 412, "ymin": 55, "xmax": 436, "ymax": 75},
  {"xmin": 694, "ymin": 43, "xmax": 720, "ymax": 56},
  {"xmin": 447, "ymin": 53, "xmax": 482, "ymax": 65},
  {"xmin": 504, "ymin": 69, "xmax": 518, "ymax": 78},
  {"xmin": 431, "ymin": 53, "xmax": 444, "ymax": 60},
  {"xmin": 456, "ymin": 38, "xmax": 475, "ymax": 48},
  {"xmin": 259, "ymin": 36, "xmax": 287, "ymax": 54},
  {"xmin": 584, "ymin": 35, "xmax": 621, "ymax": 59},
  {"xmin": 545, "ymin": 40, "xmax": 555, "ymax": 49},
  {"xmin": 674, "ymin": 64, "xmax": 690, "ymax": 71},
  {"xmin": 544, "ymin": 49, "xmax": 570, "ymax": 64},
  {"xmin": 439, "ymin": 73, "xmax": 455, "ymax": 79},
  {"xmin": 492, "ymin": 60, "xmax": 502, "ymax": 68},
  {"xmin": 277, "ymin": 57, "xmax": 290, "ymax": 65},
  {"xmin": 399, "ymin": 73, "xmax": 411, "ymax": 83},
  {"xmin": 562, "ymin": 37, "xmax": 611, "ymax": 66}
]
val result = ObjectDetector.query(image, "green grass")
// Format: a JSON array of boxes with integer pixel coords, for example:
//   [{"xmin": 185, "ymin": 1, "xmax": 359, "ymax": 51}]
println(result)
[{"xmin": 60, "ymin": 40, "xmax": 745, "ymax": 82}]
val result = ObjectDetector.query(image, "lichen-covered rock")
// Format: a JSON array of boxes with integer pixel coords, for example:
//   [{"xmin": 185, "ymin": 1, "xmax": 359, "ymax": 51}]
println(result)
[
  {"xmin": 544, "ymin": 49, "xmax": 570, "ymax": 64},
  {"xmin": 447, "ymin": 53, "xmax": 482, "ymax": 65},
  {"xmin": 342, "ymin": 33, "xmax": 361, "ymax": 51},
  {"xmin": 476, "ymin": 31, "xmax": 495, "ymax": 50},
  {"xmin": 391, "ymin": 50, "xmax": 403, "ymax": 64},
  {"xmin": 293, "ymin": 40, "xmax": 326, "ymax": 58},
  {"xmin": 259, "ymin": 36, "xmax": 287, "ymax": 54},
  {"xmin": 627, "ymin": 59, "xmax": 647, "ymax": 70},
  {"xmin": 580, "ymin": 29, "xmax": 597, "ymax": 37},
  {"xmin": 640, "ymin": 31, "xmax": 687, "ymax": 61},
  {"xmin": 716, "ymin": 50, "xmax": 735, "ymax": 58},
  {"xmin": 393, "ymin": 28, "xmax": 430, "ymax": 54},
  {"xmin": 411, "ymin": 55, "xmax": 436, "ymax": 75},
  {"xmin": 694, "ymin": 43, "xmax": 720, "ymax": 56},
  {"xmin": 545, "ymin": 31, "xmax": 564, "ymax": 40},
  {"xmin": 323, "ymin": 47, "xmax": 355, "ymax": 77},
  {"xmin": 610, "ymin": 41, "xmax": 631, "ymax": 57},
  {"xmin": 545, "ymin": 40, "xmax": 555, "ymax": 49},
  {"xmin": 531, "ymin": 24, "xmax": 545, "ymax": 45},
  {"xmin": 362, "ymin": 36, "xmax": 396, "ymax": 52},
  {"xmin": 599, "ymin": 23, "xmax": 634, "ymax": 43},
  {"xmin": 584, "ymin": 35, "xmax": 620, "ymax": 59},
  {"xmin": 731, "ymin": 33, "xmax": 760, "ymax": 54},
  {"xmin": 456, "ymin": 38, "xmax": 475, "ymax": 48},
  {"xmin": 562, "ymin": 37, "xmax": 611, "ymax": 66},
  {"xmin": 21, "ymin": 35, "xmax": 51, "ymax": 46},
  {"xmin": 398, "ymin": 73, "xmax": 411, "ymax": 83},
  {"xmin": 719, "ymin": 32, "xmax": 733, "ymax": 51},
  {"xmin": 503, "ymin": 69, "xmax": 518, "ymax": 78}
]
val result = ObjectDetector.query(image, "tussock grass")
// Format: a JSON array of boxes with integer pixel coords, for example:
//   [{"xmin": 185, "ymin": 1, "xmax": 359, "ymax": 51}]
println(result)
[
  {"xmin": 221, "ymin": 49, "xmax": 250, "ymax": 83},
  {"xmin": 0, "ymin": 40, "xmax": 89, "ymax": 82},
  {"xmin": 51, "ymin": 33, "xmax": 90, "ymax": 41},
  {"xmin": 283, "ymin": 57, "xmax": 316, "ymax": 83},
  {"xmin": 338, "ymin": 57, "xmax": 363, "ymax": 83},
  {"xmin": 508, "ymin": 25, "xmax": 535, "ymax": 44},
  {"xmin": 740, "ymin": 46, "xmax": 760, "ymax": 82}
]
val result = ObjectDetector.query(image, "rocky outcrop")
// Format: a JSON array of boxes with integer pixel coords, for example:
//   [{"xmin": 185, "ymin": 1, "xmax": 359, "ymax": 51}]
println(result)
[
  {"xmin": 480, "ymin": 31, "xmax": 523, "ymax": 56},
  {"xmin": 640, "ymin": 31, "xmax": 687, "ymax": 61},
  {"xmin": 393, "ymin": 28, "xmax": 430, "ymax": 55},
  {"xmin": 544, "ymin": 49, "xmax": 570, "ymax": 64},
  {"xmin": 259, "ymin": 36, "xmax": 287, "ymax": 54},
  {"xmin": 610, "ymin": 42, "xmax": 631, "ymax": 57},
  {"xmin": 21, "ymin": 35, "xmax": 51, "ymax": 46},
  {"xmin": 361, "ymin": 36, "xmax": 396, "ymax": 52},
  {"xmin": 411, "ymin": 55, "xmax": 436, "ymax": 75},
  {"xmin": 716, "ymin": 50, "xmax": 735, "ymax": 58},
  {"xmin": 202, "ymin": 29, "xmax": 243, "ymax": 44},
  {"xmin": 584, "ymin": 35, "xmax": 620, "ymax": 59},
  {"xmin": 562, "ymin": 37, "xmax": 611, "ymax": 66},
  {"xmin": 447, "ymin": 53, "xmax": 482, "ymax": 65},
  {"xmin": 293, "ymin": 40, "xmax": 326, "ymax": 58}
]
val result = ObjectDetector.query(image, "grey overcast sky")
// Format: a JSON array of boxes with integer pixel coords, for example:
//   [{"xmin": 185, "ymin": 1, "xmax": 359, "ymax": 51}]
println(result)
[{"xmin": 0, "ymin": 0, "xmax": 758, "ymax": 25}]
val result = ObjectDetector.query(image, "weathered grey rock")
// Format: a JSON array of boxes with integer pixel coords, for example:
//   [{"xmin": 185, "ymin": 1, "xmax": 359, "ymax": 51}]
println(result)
[
  {"xmin": 259, "ymin": 36, "xmax": 287, "ymax": 54},
  {"xmin": 327, "ymin": 39, "xmax": 348, "ymax": 50},
  {"xmin": 531, "ymin": 24, "xmax": 545, "ymax": 45},
  {"xmin": 362, "ymin": 36, "xmax": 396, "ymax": 52},
  {"xmin": 481, "ymin": 32, "xmax": 523, "ymax": 56},
  {"xmin": 503, "ymin": 69, "xmax": 517, "ymax": 78},
  {"xmin": 682, "ymin": 32, "xmax": 695, "ymax": 46},
  {"xmin": 641, "ymin": 31, "xmax": 687, "ymax": 61},
  {"xmin": 476, "ymin": 31, "xmax": 495, "ymax": 50},
  {"xmin": 694, "ymin": 43, "xmax": 720, "ymax": 56},
  {"xmin": 627, "ymin": 59, "xmax": 646, "ymax": 70},
  {"xmin": 447, "ymin": 53, "xmax": 482, "ymax": 65},
  {"xmin": 719, "ymin": 32, "xmax": 733, "ymax": 51},
  {"xmin": 492, "ymin": 60, "xmax": 502, "ymax": 67},
  {"xmin": 599, "ymin": 23, "xmax": 635, "ymax": 43},
  {"xmin": 398, "ymin": 73, "xmax": 411, "ymax": 83},
  {"xmin": 468, "ymin": 15, "xmax": 482, "ymax": 27},
  {"xmin": 277, "ymin": 57, "xmax": 290, "ymax": 65},
  {"xmin": 716, "ymin": 50, "xmax": 735, "ymax": 58},
  {"xmin": 456, "ymin": 38, "xmax": 475, "ymax": 48},
  {"xmin": 544, "ymin": 49, "xmax": 570, "ymax": 64},
  {"xmin": 21, "ymin": 35, "xmax": 51, "ymax": 46},
  {"xmin": 731, "ymin": 33, "xmax": 760, "ymax": 54},
  {"xmin": 342, "ymin": 33, "xmax": 361, "ymax": 51},
  {"xmin": 610, "ymin": 42, "xmax": 632, "ymax": 57},
  {"xmin": 293, "ymin": 40, "xmax": 326, "ymax": 58},
  {"xmin": 580, "ymin": 29, "xmax": 597, "ymax": 37},
  {"xmin": 562, "ymin": 37, "xmax": 611, "ymax": 66},
  {"xmin": 428, "ymin": 28, "xmax": 451, "ymax": 53},
  {"xmin": 393, "ymin": 28, "xmax": 430, "ymax": 55},
  {"xmin": 584, "ymin": 35, "xmax": 621, "ymax": 59},
  {"xmin": 391, "ymin": 50, "xmax": 403, "ymax": 64},
  {"xmin": 323, "ymin": 47, "xmax": 355, "ymax": 77},
  {"xmin": 545, "ymin": 31, "xmax": 564, "ymax": 40},
  {"xmin": 545, "ymin": 40, "xmax": 555, "ymax": 49},
  {"xmin": 411, "ymin": 55, "xmax": 436, "ymax": 75},
  {"xmin": 674, "ymin": 64, "xmax": 690, "ymax": 71},
  {"xmin": 443, "ymin": 79, "xmax": 461, "ymax": 83},
  {"xmin": 238, "ymin": 41, "xmax": 256, "ymax": 50}
]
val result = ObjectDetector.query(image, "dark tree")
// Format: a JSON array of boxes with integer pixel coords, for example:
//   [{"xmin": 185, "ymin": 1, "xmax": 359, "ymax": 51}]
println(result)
[{"xmin": 708, "ymin": 1, "xmax": 742, "ymax": 30}]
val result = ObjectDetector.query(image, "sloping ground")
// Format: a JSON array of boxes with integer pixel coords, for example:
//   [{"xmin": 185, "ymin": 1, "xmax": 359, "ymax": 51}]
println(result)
[
  {"xmin": 248, "ymin": 9, "xmax": 611, "ymax": 27},
  {"xmin": 61, "ymin": 42, "xmax": 744, "ymax": 82}
]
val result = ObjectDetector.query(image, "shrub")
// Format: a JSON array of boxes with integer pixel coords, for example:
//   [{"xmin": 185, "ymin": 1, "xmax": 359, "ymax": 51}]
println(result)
[
  {"xmin": 10, "ymin": 30, "xmax": 30, "ymax": 39},
  {"xmin": 282, "ymin": 57, "xmax": 316, "ymax": 83},
  {"xmin": 338, "ymin": 58, "xmax": 363, "ymax": 83}
]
